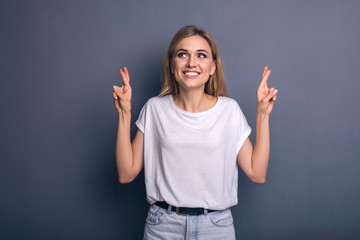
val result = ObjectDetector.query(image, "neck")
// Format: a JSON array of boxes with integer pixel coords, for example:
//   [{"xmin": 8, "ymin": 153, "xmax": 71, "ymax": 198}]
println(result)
[{"xmin": 173, "ymin": 88, "xmax": 216, "ymax": 113}]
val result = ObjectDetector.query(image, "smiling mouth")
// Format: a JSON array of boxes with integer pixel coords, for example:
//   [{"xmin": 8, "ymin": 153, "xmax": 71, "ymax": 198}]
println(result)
[{"xmin": 183, "ymin": 71, "xmax": 200, "ymax": 77}]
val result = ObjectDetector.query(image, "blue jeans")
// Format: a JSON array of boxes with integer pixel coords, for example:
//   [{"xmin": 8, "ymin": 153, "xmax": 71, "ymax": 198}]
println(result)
[{"xmin": 143, "ymin": 204, "xmax": 236, "ymax": 240}]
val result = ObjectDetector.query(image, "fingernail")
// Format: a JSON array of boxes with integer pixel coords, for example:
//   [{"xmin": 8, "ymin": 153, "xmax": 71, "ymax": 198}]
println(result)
[
  {"xmin": 113, "ymin": 85, "xmax": 117, "ymax": 90},
  {"xmin": 274, "ymin": 89, "xmax": 278, "ymax": 93}
]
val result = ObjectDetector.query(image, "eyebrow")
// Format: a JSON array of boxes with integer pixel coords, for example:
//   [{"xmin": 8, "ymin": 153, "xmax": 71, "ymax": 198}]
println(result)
[{"xmin": 175, "ymin": 48, "xmax": 209, "ymax": 54}]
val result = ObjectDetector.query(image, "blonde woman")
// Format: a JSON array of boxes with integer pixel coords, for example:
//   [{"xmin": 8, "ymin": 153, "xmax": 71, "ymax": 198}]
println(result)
[{"xmin": 112, "ymin": 26, "xmax": 278, "ymax": 240}]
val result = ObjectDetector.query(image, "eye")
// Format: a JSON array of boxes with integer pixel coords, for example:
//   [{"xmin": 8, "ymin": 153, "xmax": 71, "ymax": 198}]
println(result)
[
  {"xmin": 177, "ymin": 52, "xmax": 187, "ymax": 58},
  {"xmin": 198, "ymin": 53, "xmax": 207, "ymax": 58}
]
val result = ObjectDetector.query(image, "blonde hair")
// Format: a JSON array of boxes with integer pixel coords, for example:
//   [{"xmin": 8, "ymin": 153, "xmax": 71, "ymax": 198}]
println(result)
[{"xmin": 158, "ymin": 26, "xmax": 227, "ymax": 97}]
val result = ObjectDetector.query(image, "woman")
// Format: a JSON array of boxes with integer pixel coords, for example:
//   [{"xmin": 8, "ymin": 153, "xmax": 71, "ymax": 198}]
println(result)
[{"xmin": 112, "ymin": 26, "xmax": 278, "ymax": 240}]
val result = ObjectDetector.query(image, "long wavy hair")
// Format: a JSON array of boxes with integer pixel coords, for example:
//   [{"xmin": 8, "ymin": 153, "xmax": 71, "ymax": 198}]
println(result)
[{"xmin": 158, "ymin": 26, "xmax": 227, "ymax": 97}]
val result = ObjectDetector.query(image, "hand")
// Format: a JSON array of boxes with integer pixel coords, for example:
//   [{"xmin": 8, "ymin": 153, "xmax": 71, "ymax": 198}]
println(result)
[
  {"xmin": 257, "ymin": 66, "xmax": 278, "ymax": 116},
  {"xmin": 113, "ymin": 67, "xmax": 132, "ymax": 113}
]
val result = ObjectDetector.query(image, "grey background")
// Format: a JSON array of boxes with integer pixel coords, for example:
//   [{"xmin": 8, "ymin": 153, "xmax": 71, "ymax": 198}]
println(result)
[{"xmin": 1, "ymin": 0, "xmax": 359, "ymax": 239}]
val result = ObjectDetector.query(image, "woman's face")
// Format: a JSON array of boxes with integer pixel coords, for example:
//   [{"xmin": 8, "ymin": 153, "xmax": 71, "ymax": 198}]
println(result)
[{"xmin": 171, "ymin": 35, "xmax": 216, "ymax": 92}]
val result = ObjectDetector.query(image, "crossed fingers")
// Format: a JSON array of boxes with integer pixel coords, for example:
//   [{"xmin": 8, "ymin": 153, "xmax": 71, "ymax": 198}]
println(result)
[
  {"xmin": 259, "ymin": 66, "xmax": 278, "ymax": 102},
  {"xmin": 113, "ymin": 67, "xmax": 131, "ymax": 100},
  {"xmin": 119, "ymin": 67, "xmax": 130, "ymax": 86},
  {"xmin": 260, "ymin": 66, "xmax": 271, "ymax": 90}
]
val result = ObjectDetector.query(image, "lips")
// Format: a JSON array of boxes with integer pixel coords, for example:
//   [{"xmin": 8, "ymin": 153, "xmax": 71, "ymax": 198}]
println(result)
[{"xmin": 183, "ymin": 71, "xmax": 200, "ymax": 77}]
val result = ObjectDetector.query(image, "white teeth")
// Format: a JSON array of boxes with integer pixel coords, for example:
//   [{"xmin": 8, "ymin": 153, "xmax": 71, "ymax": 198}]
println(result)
[{"xmin": 185, "ymin": 72, "xmax": 199, "ymax": 76}]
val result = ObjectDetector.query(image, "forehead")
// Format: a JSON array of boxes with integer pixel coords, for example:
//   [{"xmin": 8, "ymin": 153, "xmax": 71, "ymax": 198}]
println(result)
[{"xmin": 175, "ymin": 35, "xmax": 211, "ymax": 51}]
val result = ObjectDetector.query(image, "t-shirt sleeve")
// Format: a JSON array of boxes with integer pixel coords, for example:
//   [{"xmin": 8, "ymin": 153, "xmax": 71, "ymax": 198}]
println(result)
[
  {"xmin": 135, "ymin": 102, "xmax": 148, "ymax": 134},
  {"xmin": 235, "ymin": 103, "xmax": 252, "ymax": 154}
]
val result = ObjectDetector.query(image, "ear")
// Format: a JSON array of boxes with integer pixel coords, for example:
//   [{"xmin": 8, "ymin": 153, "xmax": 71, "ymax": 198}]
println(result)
[{"xmin": 210, "ymin": 61, "xmax": 216, "ymax": 75}]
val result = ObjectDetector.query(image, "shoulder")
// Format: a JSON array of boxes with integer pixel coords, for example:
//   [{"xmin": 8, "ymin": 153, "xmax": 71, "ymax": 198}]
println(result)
[
  {"xmin": 141, "ymin": 95, "xmax": 172, "ymax": 111},
  {"xmin": 218, "ymin": 96, "xmax": 240, "ymax": 109},
  {"xmin": 217, "ymin": 96, "xmax": 248, "ymax": 119},
  {"xmin": 146, "ymin": 95, "xmax": 171, "ymax": 105},
  {"xmin": 217, "ymin": 97, "xmax": 250, "ymax": 128},
  {"xmin": 137, "ymin": 96, "xmax": 171, "ymax": 121}
]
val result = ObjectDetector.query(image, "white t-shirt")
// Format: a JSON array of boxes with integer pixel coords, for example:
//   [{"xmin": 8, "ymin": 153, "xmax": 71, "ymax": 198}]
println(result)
[{"xmin": 136, "ymin": 95, "xmax": 251, "ymax": 210}]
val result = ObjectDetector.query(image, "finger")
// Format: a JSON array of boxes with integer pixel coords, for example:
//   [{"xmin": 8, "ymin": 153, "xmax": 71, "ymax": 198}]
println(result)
[
  {"xmin": 119, "ymin": 68, "xmax": 128, "ymax": 86},
  {"xmin": 124, "ymin": 67, "xmax": 130, "ymax": 81},
  {"xmin": 112, "ymin": 92, "xmax": 121, "ymax": 111},
  {"xmin": 123, "ymin": 67, "xmax": 130, "ymax": 85},
  {"xmin": 113, "ymin": 85, "xmax": 123, "ymax": 97},
  {"xmin": 115, "ymin": 85, "xmax": 129, "ymax": 101},
  {"xmin": 123, "ymin": 84, "xmax": 130, "ymax": 93},
  {"xmin": 119, "ymin": 68, "xmax": 127, "ymax": 86},
  {"xmin": 263, "ymin": 88, "xmax": 278, "ymax": 102},
  {"xmin": 262, "ymin": 66, "xmax": 268, "ymax": 78},
  {"xmin": 120, "ymin": 67, "xmax": 130, "ymax": 86},
  {"xmin": 112, "ymin": 91, "xmax": 118, "ymax": 100},
  {"xmin": 260, "ymin": 69, "xmax": 271, "ymax": 89}
]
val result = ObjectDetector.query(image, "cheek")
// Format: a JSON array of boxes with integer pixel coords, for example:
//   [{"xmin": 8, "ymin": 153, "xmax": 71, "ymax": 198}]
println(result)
[
  {"xmin": 172, "ymin": 60, "xmax": 186, "ymax": 74},
  {"xmin": 171, "ymin": 60, "xmax": 179, "ymax": 73},
  {"xmin": 171, "ymin": 62, "xmax": 181, "ymax": 81},
  {"xmin": 201, "ymin": 61, "xmax": 215, "ymax": 73}
]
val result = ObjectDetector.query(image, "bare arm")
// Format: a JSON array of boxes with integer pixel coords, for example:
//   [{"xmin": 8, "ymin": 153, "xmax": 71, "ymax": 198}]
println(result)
[
  {"xmin": 237, "ymin": 66, "xmax": 278, "ymax": 184},
  {"xmin": 112, "ymin": 67, "xmax": 144, "ymax": 184}
]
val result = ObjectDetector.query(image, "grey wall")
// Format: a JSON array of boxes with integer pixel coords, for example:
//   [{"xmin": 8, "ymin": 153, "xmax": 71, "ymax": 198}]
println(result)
[{"xmin": 1, "ymin": 0, "xmax": 359, "ymax": 239}]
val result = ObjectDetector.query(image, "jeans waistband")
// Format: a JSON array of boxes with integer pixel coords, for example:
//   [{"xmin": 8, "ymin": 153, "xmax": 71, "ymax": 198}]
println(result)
[{"xmin": 154, "ymin": 201, "xmax": 218, "ymax": 215}]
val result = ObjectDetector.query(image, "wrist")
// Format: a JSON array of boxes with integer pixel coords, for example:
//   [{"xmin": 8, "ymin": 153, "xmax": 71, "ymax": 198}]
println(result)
[
  {"xmin": 118, "ymin": 109, "xmax": 131, "ymax": 120},
  {"xmin": 256, "ymin": 112, "xmax": 270, "ymax": 121}
]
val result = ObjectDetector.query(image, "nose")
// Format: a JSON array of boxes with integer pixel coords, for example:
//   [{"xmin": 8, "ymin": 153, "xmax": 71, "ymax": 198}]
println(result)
[{"xmin": 186, "ymin": 55, "xmax": 197, "ymax": 68}]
